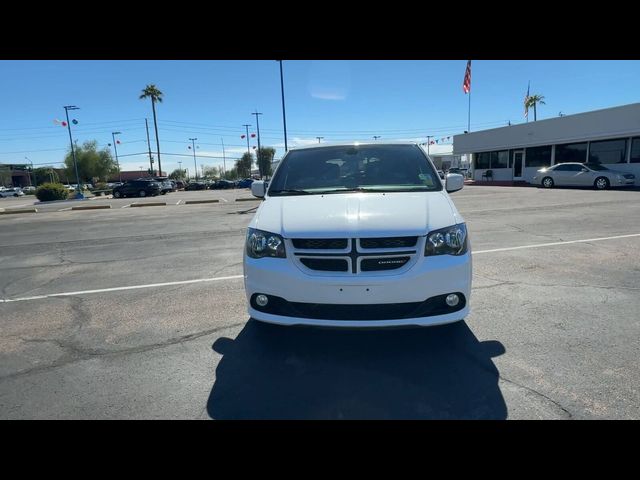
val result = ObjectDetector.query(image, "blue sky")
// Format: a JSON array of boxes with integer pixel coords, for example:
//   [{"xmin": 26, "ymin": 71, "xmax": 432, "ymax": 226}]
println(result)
[{"xmin": 1, "ymin": 60, "xmax": 639, "ymax": 175}]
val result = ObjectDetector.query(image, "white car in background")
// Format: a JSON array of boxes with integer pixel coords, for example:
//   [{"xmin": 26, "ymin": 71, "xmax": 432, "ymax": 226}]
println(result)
[
  {"xmin": 533, "ymin": 162, "xmax": 635, "ymax": 189},
  {"xmin": 0, "ymin": 188, "xmax": 25, "ymax": 198}
]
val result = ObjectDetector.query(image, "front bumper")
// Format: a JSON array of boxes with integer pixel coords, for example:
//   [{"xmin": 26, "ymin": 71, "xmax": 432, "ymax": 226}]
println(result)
[{"xmin": 244, "ymin": 251, "xmax": 472, "ymax": 327}]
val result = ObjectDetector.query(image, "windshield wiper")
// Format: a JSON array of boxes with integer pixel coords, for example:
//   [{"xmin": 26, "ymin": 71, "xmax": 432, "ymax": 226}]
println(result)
[{"xmin": 269, "ymin": 189, "xmax": 314, "ymax": 196}]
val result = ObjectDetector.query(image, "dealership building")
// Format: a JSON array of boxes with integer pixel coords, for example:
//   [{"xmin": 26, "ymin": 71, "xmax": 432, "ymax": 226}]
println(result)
[{"xmin": 453, "ymin": 103, "xmax": 640, "ymax": 184}]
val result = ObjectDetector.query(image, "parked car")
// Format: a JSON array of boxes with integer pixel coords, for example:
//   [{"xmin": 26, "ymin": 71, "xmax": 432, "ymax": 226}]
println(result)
[
  {"xmin": 236, "ymin": 178, "xmax": 254, "ymax": 189},
  {"xmin": 533, "ymin": 162, "xmax": 635, "ymax": 189},
  {"xmin": 174, "ymin": 180, "xmax": 186, "ymax": 190},
  {"xmin": 437, "ymin": 170, "xmax": 445, "ymax": 180},
  {"xmin": 112, "ymin": 180, "xmax": 162, "ymax": 198},
  {"xmin": 244, "ymin": 142, "xmax": 468, "ymax": 328},
  {"xmin": 22, "ymin": 186, "xmax": 36, "ymax": 192},
  {"xmin": 158, "ymin": 180, "xmax": 175, "ymax": 195},
  {"xmin": 0, "ymin": 188, "xmax": 25, "ymax": 198},
  {"xmin": 185, "ymin": 182, "xmax": 208, "ymax": 191},
  {"xmin": 211, "ymin": 179, "xmax": 235, "ymax": 189}
]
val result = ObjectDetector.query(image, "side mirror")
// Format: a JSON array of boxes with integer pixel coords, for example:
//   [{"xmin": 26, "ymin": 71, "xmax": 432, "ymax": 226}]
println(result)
[
  {"xmin": 445, "ymin": 173, "xmax": 464, "ymax": 193},
  {"xmin": 251, "ymin": 181, "xmax": 266, "ymax": 198}
]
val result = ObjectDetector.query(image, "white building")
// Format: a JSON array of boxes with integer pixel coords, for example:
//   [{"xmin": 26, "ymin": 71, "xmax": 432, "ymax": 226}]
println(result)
[{"xmin": 453, "ymin": 103, "xmax": 640, "ymax": 183}]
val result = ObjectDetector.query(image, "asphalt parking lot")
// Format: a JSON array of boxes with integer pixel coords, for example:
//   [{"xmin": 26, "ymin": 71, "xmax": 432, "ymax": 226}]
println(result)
[{"xmin": 1, "ymin": 185, "xmax": 639, "ymax": 419}]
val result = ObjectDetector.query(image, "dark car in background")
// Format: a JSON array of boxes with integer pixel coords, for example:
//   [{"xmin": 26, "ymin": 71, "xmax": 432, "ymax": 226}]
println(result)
[
  {"xmin": 158, "ymin": 180, "xmax": 175, "ymax": 194},
  {"xmin": 112, "ymin": 180, "xmax": 162, "ymax": 198},
  {"xmin": 211, "ymin": 179, "xmax": 235, "ymax": 189},
  {"xmin": 174, "ymin": 180, "xmax": 186, "ymax": 190},
  {"xmin": 236, "ymin": 178, "xmax": 254, "ymax": 189},
  {"xmin": 185, "ymin": 182, "xmax": 208, "ymax": 191}
]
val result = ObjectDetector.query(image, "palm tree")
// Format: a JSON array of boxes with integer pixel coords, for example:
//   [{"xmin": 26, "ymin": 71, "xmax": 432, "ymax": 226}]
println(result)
[
  {"xmin": 525, "ymin": 94, "xmax": 546, "ymax": 121},
  {"xmin": 140, "ymin": 85, "xmax": 164, "ymax": 176}
]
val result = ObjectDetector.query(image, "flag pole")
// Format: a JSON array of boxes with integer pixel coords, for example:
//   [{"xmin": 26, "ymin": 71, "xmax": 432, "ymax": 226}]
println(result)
[{"xmin": 468, "ymin": 89, "xmax": 471, "ymax": 132}]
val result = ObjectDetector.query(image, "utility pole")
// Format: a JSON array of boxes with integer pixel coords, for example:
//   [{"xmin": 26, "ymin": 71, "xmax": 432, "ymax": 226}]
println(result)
[
  {"xmin": 221, "ymin": 138, "xmax": 227, "ymax": 179},
  {"xmin": 63, "ymin": 105, "xmax": 82, "ymax": 198},
  {"xmin": 316, "ymin": 136, "xmax": 324, "ymax": 144},
  {"xmin": 190, "ymin": 138, "xmax": 198, "ymax": 181},
  {"xmin": 242, "ymin": 124, "xmax": 251, "ymax": 155},
  {"xmin": 25, "ymin": 157, "xmax": 36, "ymax": 188},
  {"xmin": 252, "ymin": 111, "xmax": 263, "ymax": 177},
  {"xmin": 373, "ymin": 136, "xmax": 381, "ymax": 140},
  {"xmin": 426, "ymin": 135, "xmax": 434, "ymax": 155},
  {"xmin": 111, "ymin": 131, "xmax": 122, "ymax": 182},
  {"xmin": 277, "ymin": 60, "xmax": 288, "ymax": 152},
  {"xmin": 145, "ymin": 118, "xmax": 154, "ymax": 175},
  {"xmin": 178, "ymin": 161, "xmax": 182, "ymax": 179}
]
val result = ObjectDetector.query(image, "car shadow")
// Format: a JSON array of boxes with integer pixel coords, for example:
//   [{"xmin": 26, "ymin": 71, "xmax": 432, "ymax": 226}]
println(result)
[{"xmin": 206, "ymin": 319, "xmax": 507, "ymax": 419}]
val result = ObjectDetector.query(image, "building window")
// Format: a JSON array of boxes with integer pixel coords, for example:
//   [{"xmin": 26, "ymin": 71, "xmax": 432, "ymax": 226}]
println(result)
[
  {"xmin": 588, "ymin": 138, "xmax": 627, "ymax": 164},
  {"xmin": 525, "ymin": 145, "xmax": 552, "ymax": 167},
  {"xmin": 630, "ymin": 137, "xmax": 640, "ymax": 163},
  {"xmin": 490, "ymin": 150, "xmax": 508, "ymax": 169},
  {"xmin": 475, "ymin": 152, "xmax": 490, "ymax": 169},
  {"xmin": 555, "ymin": 142, "xmax": 587, "ymax": 164}
]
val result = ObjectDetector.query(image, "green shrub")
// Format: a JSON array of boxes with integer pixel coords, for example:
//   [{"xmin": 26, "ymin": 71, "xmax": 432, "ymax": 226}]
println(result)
[
  {"xmin": 93, "ymin": 182, "xmax": 107, "ymax": 190},
  {"xmin": 35, "ymin": 183, "xmax": 70, "ymax": 202}
]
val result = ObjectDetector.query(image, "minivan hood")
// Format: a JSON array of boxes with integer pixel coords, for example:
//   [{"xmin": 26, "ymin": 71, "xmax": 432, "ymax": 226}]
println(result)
[{"xmin": 252, "ymin": 191, "xmax": 462, "ymax": 238}]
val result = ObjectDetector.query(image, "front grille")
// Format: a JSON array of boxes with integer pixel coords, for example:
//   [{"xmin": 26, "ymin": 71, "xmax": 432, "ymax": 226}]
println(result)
[
  {"xmin": 292, "ymin": 238, "xmax": 348, "ymax": 249},
  {"xmin": 300, "ymin": 258, "xmax": 348, "ymax": 272},
  {"xmin": 291, "ymin": 237, "xmax": 420, "ymax": 275},
  {"xmin": 360, "ymin": 237, "xmax": 418, "ymax": 249},
  {"xmin": 360, "ymin": 256, "xmax": 410, "ymax": 271},
  {"xmin": 251, "ymin": 293, "xmax": 466, "ymax": 320}
]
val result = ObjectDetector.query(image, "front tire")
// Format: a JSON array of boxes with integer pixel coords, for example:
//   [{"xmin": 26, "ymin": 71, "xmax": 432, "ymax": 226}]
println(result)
[
  {"xmin": 594, "ymin": 177, "xmax": 609, "ymax": 190},
  {"xmin": 139, "ymin": 190, "xmax": 147, "ymax": 197},
  {"xmin": 542, "ymin": 177, "xmax": 554, "ymax": 188},
  {"xmin": 113, "ymin": 191, "xmax": 121, "ymax": 198}
]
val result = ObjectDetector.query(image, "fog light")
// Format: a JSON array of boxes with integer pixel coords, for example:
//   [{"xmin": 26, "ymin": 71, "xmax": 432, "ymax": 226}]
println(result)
[
  {"xmin": 255, "ymin": 294, "xmax": 269, "ymax": 307},
  {"xmin": 445, "ymin": 294, "xmax": 460, "ymax": 307}
]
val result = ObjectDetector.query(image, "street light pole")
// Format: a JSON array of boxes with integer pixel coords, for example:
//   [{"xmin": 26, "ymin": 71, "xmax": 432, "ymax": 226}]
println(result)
[
  {"xmin": 277, "ymin": 60, "xmax": 288, "ymax": 152},
  {"xmin": 63, "ymin": 105, "xmax": 82, "ymax": 198},
  {"xmin": 190, "ymin": 138, "xmax": 198, "ymax": 181},
  {"xmin": 373, "ymin": 136, "xmax": 381, "ymax": 141},
  {"xmin": 25, "ymin": 156, "xmax": 36, "ymax": 187},
  {"xmin": 316, "ymin": 136, "xmax": 324, "ymax": 144},
  {"xmin": 111, "ymin": 131, "xmax": 122, "ymax": 182},
  {"xmin": 221, "ymin": 138, "xmax": 227, "ymax": 179},
  {"xmin": 242, "ymin": 124, "xmax": 251, "ymax": 155},
  {"xmin": 178, "ymin": 161, "xmax": 182, "ymax": 179},
  {"xmin": 252, "ymin": 111, "xmax": 263, "ymax": 177}
]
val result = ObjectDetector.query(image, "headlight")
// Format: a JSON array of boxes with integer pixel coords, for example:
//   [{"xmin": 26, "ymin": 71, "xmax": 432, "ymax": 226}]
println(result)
[
  {"xmin": 425, "ymin": 223, "xmax": 468, "ymax": 256},
  {"xmin": 246, "ymin": 228, "xmax": 286, "ymax": 258}
]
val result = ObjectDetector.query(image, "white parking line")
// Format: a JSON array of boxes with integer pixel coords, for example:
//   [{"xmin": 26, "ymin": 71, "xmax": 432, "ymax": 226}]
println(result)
[
  {"xmin": 176, "ymin": 199, "xmax": 182, "ymax": 205},
  {"xmin": 121, "ymin": 204, "xmax": 132, "ymax": 209},
  {"xmin": 219, "ymin": 197, "xmax": 228, "ymax": 202},
  {"xmin": 0, "ymin": 275, "xmax": 244, "ymax": 303},
  {"xmin": 473, "ymin": 233, "xmax": 640, "ymax": 254},
  {"xmin": 58, "ymin": 207, "xmax": 72, "ymax": 211},
  {"xmin": 3, "ymin": 233, "xmax": 639, "ymax": 303}
]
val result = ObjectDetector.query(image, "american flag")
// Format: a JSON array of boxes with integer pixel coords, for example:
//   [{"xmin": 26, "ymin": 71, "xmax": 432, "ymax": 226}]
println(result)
[
  {"xmin": 524, "ymin": 81, "xmax": 530, "ymax": 118},
  {"xmin": 462, "ymin": 60, "xmax": 471, "ymax": 94}
]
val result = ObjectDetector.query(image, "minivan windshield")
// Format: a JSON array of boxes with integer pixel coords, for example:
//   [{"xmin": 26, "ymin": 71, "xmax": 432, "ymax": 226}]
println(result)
[{"xmin": 268, "ymin": 144, "xmax": 442, "ymax": 196}]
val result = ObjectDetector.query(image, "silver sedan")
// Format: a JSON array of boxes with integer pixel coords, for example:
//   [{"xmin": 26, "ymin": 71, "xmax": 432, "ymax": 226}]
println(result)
[{"xmin": 533, "ymin": 162, "xmax": 635, "ymax": 189}]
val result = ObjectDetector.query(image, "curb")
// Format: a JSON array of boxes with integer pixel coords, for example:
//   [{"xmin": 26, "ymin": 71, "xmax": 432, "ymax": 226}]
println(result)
[
  {"xmin": 184, "ymin": 199, "xmax": 220, "ymax": 205},
  {"xmin": 0, "ymin": 208, "xmax": 38, "ymax": 215},
  {"xmin": 130, "ymin": 202, "xmax": 166, "ymax": 208},
  {"xmin": 235, "ymin": 198, "xmax": 260, "ymax": 202},
  {"xmin": 71, "ymin": 205, "xmax": 112, "ymax": 211}
]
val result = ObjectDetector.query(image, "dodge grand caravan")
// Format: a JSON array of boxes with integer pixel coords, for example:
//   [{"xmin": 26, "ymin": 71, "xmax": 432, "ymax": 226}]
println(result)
[{"xmin": 244, "ymin": 142, "xmax": 471, "ymax": 327}]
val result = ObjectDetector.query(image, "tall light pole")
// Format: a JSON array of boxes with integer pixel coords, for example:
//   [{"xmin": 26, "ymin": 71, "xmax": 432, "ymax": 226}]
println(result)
[
  {"xmin": 242, "ymin": 124, "xmax": 251, "ymax": 155},
  {"xmin": 277, "ymin": 60, "xmax": 288, "ymax": 152},
  {"xmin": 111, "ymin": 131, "xmax": 122, "ymax": 182},
  {"xmin": 426, "ymin": 135, "xmax": 434, "ymax": 155},
  {"xmin": 178, "ymin": 161, "xmax": 183, "ymax": 179},
  {"xmin": 63, "ymin": 105, "xmax": 82, "ymax": 198},
  {"xmin": 316, "ymin": 136, "xmax": 324, "ymax": 144},
  {"xmin": 145, "ymin": 118, "xmax": 155, "ymax": 175},
  {"xmin": 252, "ymin": 111, "xmax": 263, "ymax": 177},
  {"xmin": 221, "ymin": 138, "xmax": 227, "ymax": 179},
  {"xmin": 25, "ymin": 156, "xmax": 35, "ymax": 188},
  {"xmin": 190, "ymin": 138, "xmax": 198, "ymax": 181},
  {"xmin": 373, "ymin": 136, "xmax": 381, "ymax": 140}
]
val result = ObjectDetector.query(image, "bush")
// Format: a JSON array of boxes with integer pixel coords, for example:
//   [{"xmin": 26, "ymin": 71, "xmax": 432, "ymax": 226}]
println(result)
[
  {"xmin": 35, "ymin": 183, "xmax": 70, "ymax": 202},
  {"xmin": 93, "ymin": 182, "xmax": 107, "ymax": 190}
]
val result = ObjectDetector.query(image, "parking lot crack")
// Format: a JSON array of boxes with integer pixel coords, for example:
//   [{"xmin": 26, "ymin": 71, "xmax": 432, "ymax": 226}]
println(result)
[{"xmin": 499, "ymin": 375, "xmax": 574, "ymax": 419}]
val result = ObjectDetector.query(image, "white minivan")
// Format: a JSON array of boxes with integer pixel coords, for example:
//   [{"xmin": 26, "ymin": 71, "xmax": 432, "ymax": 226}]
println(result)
[{"xmin": 244, "ymin": 142, "xmax": 471, "ymax": 327}]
